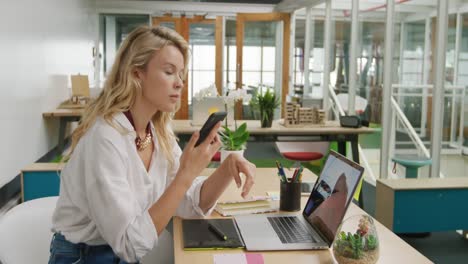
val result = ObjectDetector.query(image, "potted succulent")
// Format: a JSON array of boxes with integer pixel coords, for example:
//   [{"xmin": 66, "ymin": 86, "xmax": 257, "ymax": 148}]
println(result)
[
  {"xmin": 250, "ymin": 86, "xmax": 280, "ymax": 128},
  {"xmin": 333, "ymin": 215, "xmax": 380, "ymax": 264}
]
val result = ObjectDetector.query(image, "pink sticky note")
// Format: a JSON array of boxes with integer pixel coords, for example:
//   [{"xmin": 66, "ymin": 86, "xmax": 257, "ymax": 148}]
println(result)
[
  {"xmin": 213, "ymin": 253, "xmax": 264, "ymax": 264},
  {"xmin": 245, "ymin": 253, "xmax": 264, "ymax": 264}
]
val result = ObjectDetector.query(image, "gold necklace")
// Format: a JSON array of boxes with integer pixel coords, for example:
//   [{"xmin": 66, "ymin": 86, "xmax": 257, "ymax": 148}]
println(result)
[
  {"xmin": 124, "ymin": 110, "xmax": 153, "ymax": 152},
  {"xmin": 135, "ymin": 132, "xmax": 152, "ymax": 151}
]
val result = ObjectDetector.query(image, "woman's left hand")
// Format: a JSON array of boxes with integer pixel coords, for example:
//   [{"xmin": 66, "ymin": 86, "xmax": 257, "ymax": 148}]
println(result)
[
  {"xmin": 199, "ymin": 152, "xmax": 256, "ymax": 211},
  {"xmin": 222, "ymin": 153, "xmax": 256, "ymax": 198}
]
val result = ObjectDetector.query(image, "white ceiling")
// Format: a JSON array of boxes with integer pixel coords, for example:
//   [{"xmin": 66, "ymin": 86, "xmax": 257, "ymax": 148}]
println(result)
[{"xmin": 96, "ymin": 0, "xmax": 468, "ymax": 20}]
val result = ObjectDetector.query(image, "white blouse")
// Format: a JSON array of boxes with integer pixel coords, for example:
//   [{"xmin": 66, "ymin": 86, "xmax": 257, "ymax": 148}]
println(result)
[{"xmin": 51, "ymin": 112, "xmax": 215, "ymax": 262}]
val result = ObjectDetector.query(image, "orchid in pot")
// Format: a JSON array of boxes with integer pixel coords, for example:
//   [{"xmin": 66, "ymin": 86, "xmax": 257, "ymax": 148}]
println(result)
[
  {"xmin": 194, "ymin": 84, "xmax": 252, "ymax": 162},
  {"xmin": 218, "ymin": 88, "xmax": 252, "ymax": 162}
]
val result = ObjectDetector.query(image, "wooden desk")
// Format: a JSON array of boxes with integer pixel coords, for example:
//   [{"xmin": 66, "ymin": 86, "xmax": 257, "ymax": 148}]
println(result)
[
  {"xmin": 172, "ymin": 119, "xmax": 374, "ymax": 164},
  {"xmin": 173, "ymin": 120, "xmax": 374, "ymax": 208},
  {"xmin": 173, "ymin": 168, "xmax": 432, "ymax": 264},
  {"xmin": 42, "ymin": 108, "xmax": 374, "ymax": 164},
  {"xmin": 43, "ymin": 109, "xmax": 84, "ymax": 153}
]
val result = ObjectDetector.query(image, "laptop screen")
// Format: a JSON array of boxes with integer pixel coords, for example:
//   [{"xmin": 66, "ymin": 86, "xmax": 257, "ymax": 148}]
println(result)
[{"xmin": 302, "ymin": 151, "xmax": 364, "ymax": 245}]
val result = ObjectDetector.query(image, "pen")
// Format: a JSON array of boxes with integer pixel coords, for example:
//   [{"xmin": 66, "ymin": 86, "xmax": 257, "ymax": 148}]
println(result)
[
  {"xmin": 292, "ymin": 168, "xmax": 299, "ymax": 182},
  {"xmin": 208, "ymin": 223, "xmax": 227, "ymax": 241},
  {"xmin": 278, "ymin": 161, "xmax": 287, "ymax": 180},
  {"xmin": 275, "ymin": 161, "xmax": 287, "ymax": 182},
  {"xmin": 297, "ymin": 166, "xmax": 304, "ymax": 182}
]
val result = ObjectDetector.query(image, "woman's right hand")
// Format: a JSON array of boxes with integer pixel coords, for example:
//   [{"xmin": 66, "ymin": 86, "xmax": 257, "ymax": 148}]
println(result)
[{"xmin": 176, "ymin": 122, "xmax": 222, "ymax": 186}]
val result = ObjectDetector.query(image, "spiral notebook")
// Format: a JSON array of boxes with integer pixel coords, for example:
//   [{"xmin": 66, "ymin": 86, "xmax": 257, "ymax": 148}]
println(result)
[{"xmin": 182, "ymin": 218, "xmax": 245, "ymax": 250}]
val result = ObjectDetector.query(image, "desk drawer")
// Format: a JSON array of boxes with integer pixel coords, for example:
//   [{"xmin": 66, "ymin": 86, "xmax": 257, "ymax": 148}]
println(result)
[
  {"xmin": 393, "ymin": 189, "xmax": 468, "ymax": 233},
  {"xmin": 21, "ymin": 170, "xmax": 61, "ymax": 202}
]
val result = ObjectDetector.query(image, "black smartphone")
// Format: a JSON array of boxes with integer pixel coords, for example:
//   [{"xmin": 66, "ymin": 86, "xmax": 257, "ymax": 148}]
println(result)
[{"xmin": 194, "ymin": 111, "xmax": 227, "ymax": 147}]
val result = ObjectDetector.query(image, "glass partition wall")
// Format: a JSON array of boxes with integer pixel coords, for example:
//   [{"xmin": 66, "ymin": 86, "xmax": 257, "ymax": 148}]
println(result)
[
  {"xmin": 224, "ymin": 18, "xmax": 284, "ymax": 120},
  {"xmin": 461, "ymin": 14, "xmax": 468, "ymax": 153},
  {"xmin": 99, "ymin": 14, "xmax": 150, "ymax": 85},
  {"xmin": 97, "ymin": 3, "xmax": 468, "ymax": 179},
  {"xmin": 188, "ymin": 22, "xmax": 216, "ymax": 119},
  {"xmin": 292, "ymin": 1, "xmax": 467, "ymax": 180},
  {"xmin": 292, "ymin": 10, "xmax": 399, "ymax": 129}
]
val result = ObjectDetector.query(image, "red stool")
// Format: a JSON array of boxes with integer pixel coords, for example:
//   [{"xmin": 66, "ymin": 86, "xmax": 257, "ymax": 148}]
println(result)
[{"xmin": 275, "ymin": 142, "xmax": 330, "ymax": 168}]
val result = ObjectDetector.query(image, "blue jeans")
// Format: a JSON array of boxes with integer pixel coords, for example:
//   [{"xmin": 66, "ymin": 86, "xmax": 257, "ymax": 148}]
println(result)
[{"xmin": 48, "ymin": 233, "xmax": 139, "ymax": 264}]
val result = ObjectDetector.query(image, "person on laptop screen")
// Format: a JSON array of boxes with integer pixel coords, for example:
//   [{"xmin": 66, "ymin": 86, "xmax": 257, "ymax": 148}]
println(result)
[
  {"xmin": 49, "ymin": 26, "xmax": 255, "ymax": 264},
  {"xmin": 305, "ymin": 173, "xmax": 348, "ymax": 242},
  {"xmin": 303, "ymin": 151, "xmax": 362, "ymax": 242}
]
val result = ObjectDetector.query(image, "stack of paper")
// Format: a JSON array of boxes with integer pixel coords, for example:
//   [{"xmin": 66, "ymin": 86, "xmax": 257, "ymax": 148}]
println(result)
[{"xmin": 215, "ymin": 198, "xmax": 278, "ymax": 216}]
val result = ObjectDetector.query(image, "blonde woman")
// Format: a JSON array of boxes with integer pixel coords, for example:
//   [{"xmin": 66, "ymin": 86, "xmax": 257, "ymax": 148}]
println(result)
[{"xmin": 49, "ymin": 26, "xmax": 256, "ymax": 264}]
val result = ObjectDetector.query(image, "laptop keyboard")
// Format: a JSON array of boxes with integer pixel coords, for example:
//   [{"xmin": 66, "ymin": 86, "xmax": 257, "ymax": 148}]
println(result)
[{"xmin": 267, "ymin": 216, "xmax": 316, "ymax": 244}]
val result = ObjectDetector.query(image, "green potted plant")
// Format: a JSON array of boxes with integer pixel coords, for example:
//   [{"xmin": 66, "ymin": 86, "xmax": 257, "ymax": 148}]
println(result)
[
  {"xmin": 218, "ymin": 122, "xmax": 249, "ymax": 157},
  {"xmin": 250, "ymin": 86, "xmax": 280, "ymax": 128}
]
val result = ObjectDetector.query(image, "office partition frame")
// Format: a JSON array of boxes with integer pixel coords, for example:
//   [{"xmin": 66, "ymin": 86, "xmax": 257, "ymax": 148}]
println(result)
[
  {"xmin": 348, "ymin": 0, "xmax": 359, "ymax": 116},
  {"xmin": 380, "ymin": 0, "xmax": 395, "ymax": 180},
  {"xmin": 323, "ymin": 0, "xmax": 332, "ymax": 118},
  {"xmin": 430, "ymin": 0, "xmax": 449, "ymax": 178}
]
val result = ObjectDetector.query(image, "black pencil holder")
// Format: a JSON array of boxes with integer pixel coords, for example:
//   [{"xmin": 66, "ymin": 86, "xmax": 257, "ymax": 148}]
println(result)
[{"xmin": 280, "ymin": 181, "xmax": 301, "ymax": 212}]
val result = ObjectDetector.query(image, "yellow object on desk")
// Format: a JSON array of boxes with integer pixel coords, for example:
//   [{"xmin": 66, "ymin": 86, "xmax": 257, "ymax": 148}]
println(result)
[{"xmin": 215, "ymin": 198, "xmax": 277, "ymax": 216}]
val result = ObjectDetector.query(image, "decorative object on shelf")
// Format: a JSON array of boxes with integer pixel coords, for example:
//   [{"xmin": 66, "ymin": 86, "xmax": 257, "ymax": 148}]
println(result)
[
  {"xmin": 284, "ymin": 102, "xmax": 325, "ymax": 127},
  {"xmin": 332, "ymin": 214, "xmax": 380, "ymax": 264},
  {"xmin": 250, "ymin": 86, "xmax": 280, "ymax": 128},
  {"xmin": 58, "ymin": 74, "xmax": 91, "ymax": 109}
]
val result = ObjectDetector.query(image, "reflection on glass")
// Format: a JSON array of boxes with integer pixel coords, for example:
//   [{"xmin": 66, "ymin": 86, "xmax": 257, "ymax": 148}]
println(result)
[
  {"xmin": 240, "ymin": 21, "xmax": 279, "ymax": 118},
  {"xmin": 399, "ymin": 20, "xmax": 426, "ymax": 134},
  {"xmin": 294, "ymin": 18, "xmax": 305, "ymax": 88},
  {"xmin": 242, "ymin": 21, "xmax": 277, "ymax": 88},
  {"xmin": 440, "ymin": 14, "xmax": 458, "ymax": 142},
  {"xmin": 100, "ymin": 14, "xmax": 149, "ymax": 76},
  {"xmin": 460, "ymin": 14, "xmax": 468, "ymax": 148},
  {"xmin": 224, "ymin": 20, "xmax": 237, "ymax": 92},
  {"xmin": 188, "ymin": 23, "xmax": 215, "ymax": 106}
]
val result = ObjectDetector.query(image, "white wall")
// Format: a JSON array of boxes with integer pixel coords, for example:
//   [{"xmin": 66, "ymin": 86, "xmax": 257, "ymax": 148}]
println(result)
[{"xmin": 0, "ymin": 0, "xmax": 97, "ymax": 187}]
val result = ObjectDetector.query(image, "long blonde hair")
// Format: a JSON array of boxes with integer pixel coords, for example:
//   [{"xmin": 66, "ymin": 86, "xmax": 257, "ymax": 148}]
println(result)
[{"xmin": 69, "ymin": 26, "xmax": 189, "ymax": 167}]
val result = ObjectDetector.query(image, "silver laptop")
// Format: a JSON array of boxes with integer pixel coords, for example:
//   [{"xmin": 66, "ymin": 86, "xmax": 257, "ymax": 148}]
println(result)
[
  {"xmin": 235, "ymin": 151, "xmax": 364, "ymax": 251},
  {"xmin": 191, "ymin": 97, "xmax": 234, "ymax": 126}
]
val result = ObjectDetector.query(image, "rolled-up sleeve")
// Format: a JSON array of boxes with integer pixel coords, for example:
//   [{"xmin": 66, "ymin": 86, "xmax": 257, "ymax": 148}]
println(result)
[
  {"xmin": 84, "ymin": 132, "xmax": 157, "ymax": 262},
  {"xmin": 168, "ymin": 143, "xmax": 218, "ymax": 218}
]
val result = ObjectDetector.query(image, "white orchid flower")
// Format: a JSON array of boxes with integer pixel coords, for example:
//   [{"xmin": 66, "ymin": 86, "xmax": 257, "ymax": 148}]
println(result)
[
  {"xmin": 223, "ymin": 95, "xmax": 236, "ymax": 107},
  {"xmin": 223, "ymin": 88, "xmax": 251, "ymax": 103},
  {"xmin": 194, "ymin": 83, "xmax": 220, "ymax": 101},
  {"xmin": 207, "ymin": 83, "xmax": 219, "ymax": 97}
]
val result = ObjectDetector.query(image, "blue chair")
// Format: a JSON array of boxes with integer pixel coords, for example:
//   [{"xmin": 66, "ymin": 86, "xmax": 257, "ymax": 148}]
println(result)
[{"xmin": 392, "ymin": 155, "xmax": 432, "ymax": 178}]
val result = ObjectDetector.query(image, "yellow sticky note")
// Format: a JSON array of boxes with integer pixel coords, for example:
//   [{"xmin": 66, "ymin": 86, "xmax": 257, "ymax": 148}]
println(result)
[{"xmin": 208, "ymin": 107, "xmax": 219, "ymax": 114}]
